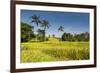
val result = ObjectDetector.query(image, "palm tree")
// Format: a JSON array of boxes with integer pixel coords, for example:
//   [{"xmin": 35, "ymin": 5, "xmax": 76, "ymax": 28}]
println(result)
[
  {"xmin": 41, "ymin": 20, "xmax": 50, "ymax": 41},
  {"xmin": 37, "ymin": 29, "xmax": 45, "ymax": 41},
  {"xmin": 58, "ymin": 26, "xmax": 64, "ymax": 41},
  {"xmin": 58, "ymin": 25, "xmax": 64, "ymax": 32},
  {"xmin": 30, "ymin": 14, "xmax": 41, "ymax": 26},
  {"xmin": 30, "ymin": 14, "xmax": 41, "ymax": 40}
]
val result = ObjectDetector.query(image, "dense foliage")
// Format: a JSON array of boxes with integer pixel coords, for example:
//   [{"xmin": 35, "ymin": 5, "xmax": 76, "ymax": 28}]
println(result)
[
  {"xmin": 21, "ymin": 22, "xmax": 35, "ymax": 42},
  {"xmin": 61, "ymin": 32, "xmax": 89, "ymax": 41}
]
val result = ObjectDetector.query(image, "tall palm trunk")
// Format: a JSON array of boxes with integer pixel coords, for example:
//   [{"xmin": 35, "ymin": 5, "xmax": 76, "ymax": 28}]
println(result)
[
  {"xmin": 41, "ymin": 20, "xmax": 50, "ymax": 41},
  {"xmin": 42, "ymin": 26, "xmax": 46, "ymax": 41},
  {"xmin": 43, "ymin": 30, "xmax": 45, "ymax": 41},
  {"xmin": 30, "ymin": 15, "xmax": 41, "ymax": 41}
]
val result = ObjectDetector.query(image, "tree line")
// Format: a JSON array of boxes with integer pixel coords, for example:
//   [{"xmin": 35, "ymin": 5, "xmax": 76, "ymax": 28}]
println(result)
[
  {"xmin": 57, "ymin": 24, "xmax": 89, "ymax": 42},
  {"xmin": 21, "ymin": 14, "xmax": 89, "ymax": 42},
  {"xmin": 61, "ymin": 32, "xmax": 89, "ymax": 42}
]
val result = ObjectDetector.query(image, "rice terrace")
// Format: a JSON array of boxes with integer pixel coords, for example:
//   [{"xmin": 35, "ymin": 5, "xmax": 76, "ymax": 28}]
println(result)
[{"xmin": 21, "ymin": 10, "xmax": 90, "ymax": 63}]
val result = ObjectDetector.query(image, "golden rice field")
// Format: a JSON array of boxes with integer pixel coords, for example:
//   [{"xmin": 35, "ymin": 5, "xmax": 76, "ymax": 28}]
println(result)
[{"xmin": 21, "ymin": 38, "xmax": 89, "ymax": 63}]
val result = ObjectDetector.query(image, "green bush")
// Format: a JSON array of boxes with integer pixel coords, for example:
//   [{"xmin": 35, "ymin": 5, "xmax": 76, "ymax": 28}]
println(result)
[{"xmin": 21, "ymin": 22, "xmax": 34, "ymax": 42}]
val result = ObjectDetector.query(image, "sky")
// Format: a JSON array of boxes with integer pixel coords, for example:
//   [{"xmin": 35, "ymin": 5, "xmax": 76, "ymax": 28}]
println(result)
[{"xmin": 21, "ymin": 9, "xmax": 89, "ymax": 37}]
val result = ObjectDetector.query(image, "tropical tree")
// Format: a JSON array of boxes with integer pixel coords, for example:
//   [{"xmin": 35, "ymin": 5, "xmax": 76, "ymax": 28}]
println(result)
[
  {"xmin": 58, "ymin": 25, "xmax": 64, "ymax": 32},
  {"xmin": 84, "ymin": 32, "xmax": 89, "ymax": 41},
  {"xmin": 21, "ymin": 22, "xmax": 34, "ymax": 42},
  {"xmin": 30, "ymin": 14, "xmax": 41, "ymax": 26},
  {"xmin": 41, "ymin": 20, "xmax": 50, "ymax": 41},
  {"xmin": 30, "ymin": 14, "xmax": 41, "ymax": 40},
  {"xmin": 61, "ymin": 32, "xmax": 89, "ymax": 42},
  {"xmin": 37, "ymin": 29, "xmax": 44, "ymax": 41},
  {"xmin": 52, "ymin": 34, "xmax": 55, "ymax": 38},
  {"xmin": 58, "ymin": 25, "xmax": 64, "ymax": 41},
  {"xmin": 61, "ymin": 33, "xmax": 73, "ymax": 41}
]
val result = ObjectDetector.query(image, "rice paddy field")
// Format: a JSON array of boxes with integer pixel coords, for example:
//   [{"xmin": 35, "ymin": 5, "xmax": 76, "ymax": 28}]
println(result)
[{"xmin": 21, "ymin": 38, "xmax": 89, "ymax": 63}]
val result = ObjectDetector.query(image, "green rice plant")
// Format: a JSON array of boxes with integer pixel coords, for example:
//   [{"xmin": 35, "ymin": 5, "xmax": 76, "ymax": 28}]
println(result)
[
  {"xmin": 66, "ymin": 48, "xmax": 89, "ymax": 60},
  {"xmin": 21, "ymin": 50, "xmax": 57, "ymax": 63},
  {"xmin": 21, "ymin": 38, "xmax": 89, "ymax": 63}
]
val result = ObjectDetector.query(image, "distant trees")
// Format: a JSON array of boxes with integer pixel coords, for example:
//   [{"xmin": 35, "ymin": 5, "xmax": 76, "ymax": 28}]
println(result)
[
  {"xmin": 57, "ymin": 25, "xmax": 89, "ymax": 42},
  {"xmin": 52, "ymin": 34, "xmax": 55, "ymax": 38},
  {"xmin": 21, "ymin": 22, "xmax": 35, "ymax": 42},
  {"xmin": 62, "ymin": 33, "xmax": 73, "ymax": 41},
  {"xmin": 48, "ymin": 35, "xmax": 50, "ymax": 38},
  {"xmin": 61, "ymin": 32, "xmax": 89, "ymax": 42}
]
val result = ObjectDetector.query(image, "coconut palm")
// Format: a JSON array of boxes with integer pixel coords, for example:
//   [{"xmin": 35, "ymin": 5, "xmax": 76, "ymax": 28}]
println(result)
[
  {"xmin": 58, "ymin": 25, "xmax": 64, "ymax": 41},
  {"xmin": 58, "ymin": 25, "xmax": 64, "ymax": 32},
  {"xmin": 37, "ymin": 29, "xmax": 45, "ymax": 41},
  {"xmin": 30, "ymin": 14, "xmax": 41, "ymax": 26},
  {"xmin": 30, "ymin": 14, "xmax": 41, "ymax": 40},
  {"xmin": 41, "ymin": 20, "xmax": 50, "ymax": 41}
]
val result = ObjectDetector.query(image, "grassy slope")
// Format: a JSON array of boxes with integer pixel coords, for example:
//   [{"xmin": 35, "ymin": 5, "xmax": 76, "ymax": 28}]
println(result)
[{"xmin": 21, "ymin": 38, "xmax": 89, "ymax": 63}]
